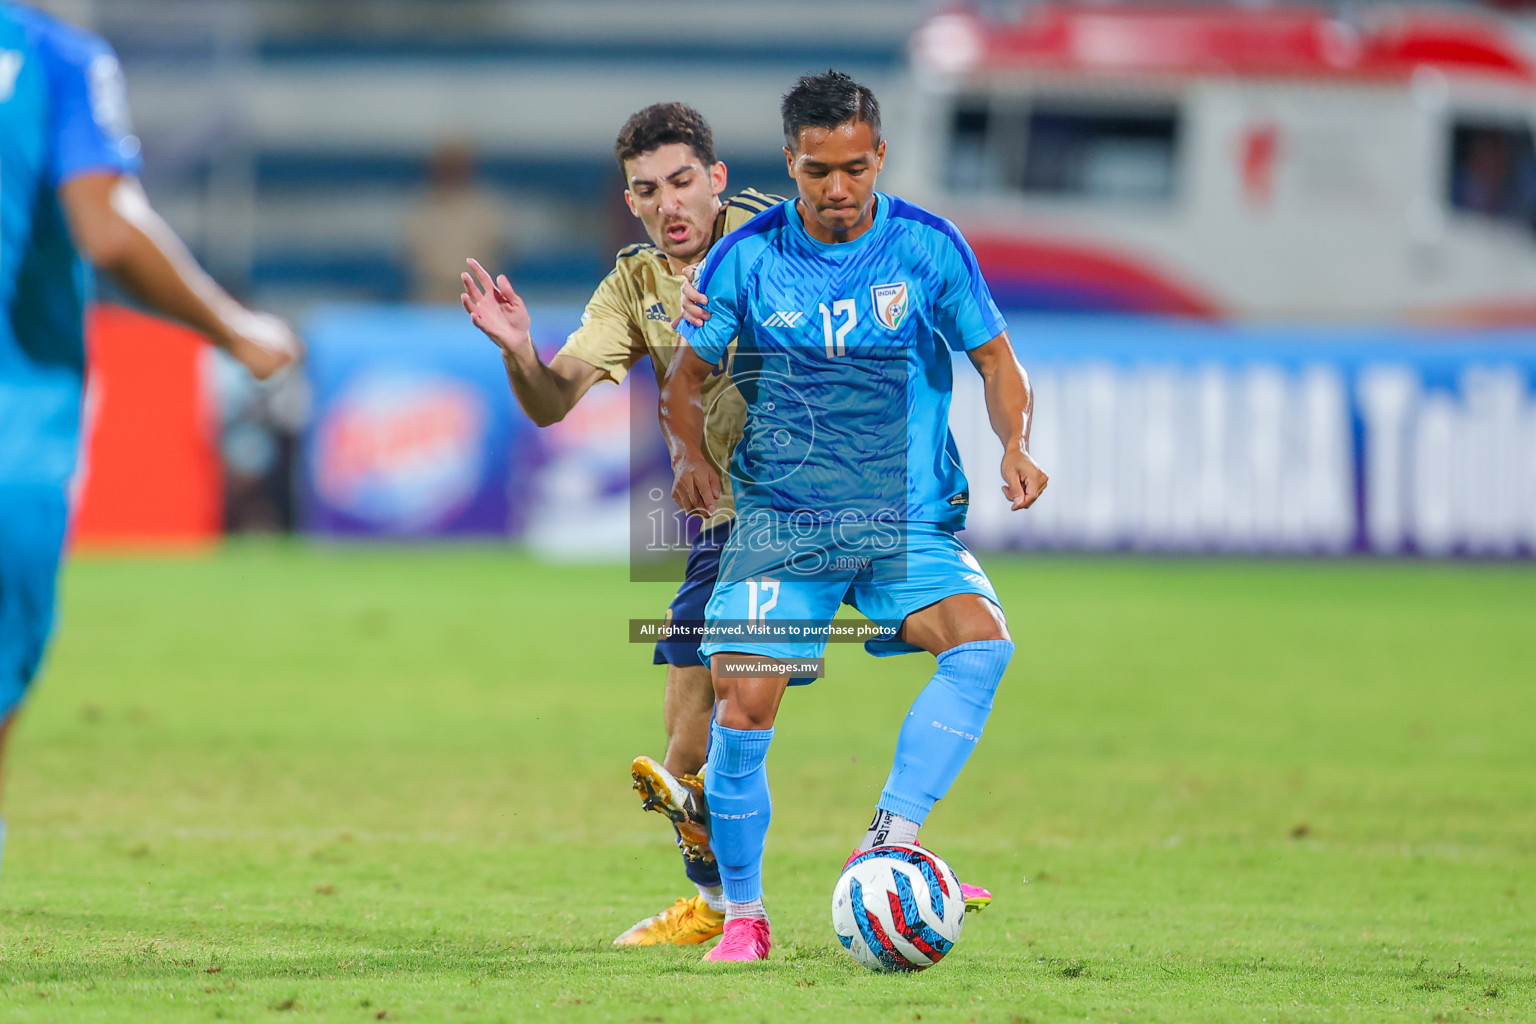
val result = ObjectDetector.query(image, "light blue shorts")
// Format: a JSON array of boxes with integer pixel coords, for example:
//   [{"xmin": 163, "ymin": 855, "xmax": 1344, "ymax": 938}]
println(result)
[
  {"xmin": 0, "ymin": 483, "xmax": 69, "ymax": 718},
  {"xmin": 700, "ymin": 519, "xmax": 1000, "ymax": 668}
]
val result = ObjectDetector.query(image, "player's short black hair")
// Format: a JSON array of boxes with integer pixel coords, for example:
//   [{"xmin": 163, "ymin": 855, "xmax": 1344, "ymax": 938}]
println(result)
[
  {"xmin": 781, "ymin": 70, "xmax": 881, "ymax": 150},
  {"xmin": 614, "ymin": 103, "xmax": 717, "ymax": 173}
]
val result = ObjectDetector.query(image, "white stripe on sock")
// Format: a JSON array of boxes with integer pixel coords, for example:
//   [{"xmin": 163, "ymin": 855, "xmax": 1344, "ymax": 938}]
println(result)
[{"xmin": 725, "ymin": 897, "xmax": 767, "ymax": 921}]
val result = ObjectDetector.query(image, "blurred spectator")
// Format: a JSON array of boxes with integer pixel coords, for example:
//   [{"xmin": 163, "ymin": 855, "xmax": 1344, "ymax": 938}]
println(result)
[{"xmin": 404, "ymin": 143, "xmax": 513, "ymax": 303}]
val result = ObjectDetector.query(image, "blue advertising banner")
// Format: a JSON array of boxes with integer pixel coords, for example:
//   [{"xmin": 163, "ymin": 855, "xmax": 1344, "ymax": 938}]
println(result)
[
  {"xmin": 300, "ymin": 305, "xmax": 566, "ymax": 537},
  {"xmin": 300, "ymin": 306, "xmax": 1536, "ymax": 557},
  {"xmin": 955, "ymin": 317, "xmax": 1536, "ymax": 556}
]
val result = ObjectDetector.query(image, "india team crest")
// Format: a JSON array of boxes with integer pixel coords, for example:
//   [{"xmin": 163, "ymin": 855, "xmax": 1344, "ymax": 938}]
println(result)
[{"xmin": 871, "ymin": 282, "xmax": 910, "ymax": 332}]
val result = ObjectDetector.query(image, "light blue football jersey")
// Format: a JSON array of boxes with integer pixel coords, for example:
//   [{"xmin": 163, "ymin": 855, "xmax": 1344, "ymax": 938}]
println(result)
[
  {"xmin": 0, "ymin": 1, "xmax": 141, "ymax": 486},
  {"xmin": 677, "ymin": 193, "xmax": 1006, "ymax": 530}
]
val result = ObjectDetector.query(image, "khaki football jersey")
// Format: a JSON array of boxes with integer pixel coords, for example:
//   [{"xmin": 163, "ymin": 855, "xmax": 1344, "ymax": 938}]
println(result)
[{"xmin": 557, "ymin": 187, "xmax": 782, "ymax": 523}]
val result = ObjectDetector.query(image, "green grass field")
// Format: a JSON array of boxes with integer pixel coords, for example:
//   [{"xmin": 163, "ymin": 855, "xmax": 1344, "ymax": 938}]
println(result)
[{"xmin": 0, "ymin": 545, "xmax": 1531, "ymax": 1023}]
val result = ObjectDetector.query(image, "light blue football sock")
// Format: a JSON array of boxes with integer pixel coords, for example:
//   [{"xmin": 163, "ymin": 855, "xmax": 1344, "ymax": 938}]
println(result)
[
  {"xmin": 877, "ymin": 639, "xmax": 1014, "ymax": 824},
  {"xmin": 704, "ymin": 722, "xmax": 774, "ymax": 905}
]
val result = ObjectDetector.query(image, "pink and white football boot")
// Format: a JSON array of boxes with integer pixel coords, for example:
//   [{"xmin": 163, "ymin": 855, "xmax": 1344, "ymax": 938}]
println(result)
[{"xmin": 703, "ymin": 917, "xmax": 772, "ymax": 962}]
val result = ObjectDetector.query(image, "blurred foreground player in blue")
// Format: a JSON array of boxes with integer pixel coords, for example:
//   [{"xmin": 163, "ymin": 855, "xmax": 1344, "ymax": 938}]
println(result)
[
  {"xmin": 663, "ymin": 71, "xmax": 1048, "ymax": 960},
  {"xmin": 0, "ymin": 3, "xmax": 299, "ymax": 872}
]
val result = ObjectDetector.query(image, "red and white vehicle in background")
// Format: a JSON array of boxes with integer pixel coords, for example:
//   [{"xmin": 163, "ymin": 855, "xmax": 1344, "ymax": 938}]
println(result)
[{"xmin": 893, "ymin": 2, "xmax": 1536, "ymax": 322}]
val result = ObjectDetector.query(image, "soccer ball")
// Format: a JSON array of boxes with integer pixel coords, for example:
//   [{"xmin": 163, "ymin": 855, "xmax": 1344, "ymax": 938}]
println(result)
[{"xmin": 831, "ymin": 844, "xmax": 966, "ymax": 971}]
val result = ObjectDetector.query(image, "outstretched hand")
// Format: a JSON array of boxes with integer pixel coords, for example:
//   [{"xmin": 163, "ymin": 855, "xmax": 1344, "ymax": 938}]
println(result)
[{"xmin": 461, "ymin": 258, "xmax": 532, "ymax": 356}]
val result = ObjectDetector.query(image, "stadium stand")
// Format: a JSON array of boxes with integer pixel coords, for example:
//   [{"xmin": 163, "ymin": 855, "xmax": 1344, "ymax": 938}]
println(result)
[{"xmin": 75, "ymin": 0, "xmax": 921, "ymax": 311}]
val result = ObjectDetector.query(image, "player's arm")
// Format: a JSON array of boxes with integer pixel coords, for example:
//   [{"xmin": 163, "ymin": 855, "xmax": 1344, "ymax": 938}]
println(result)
[
  {"xmin": 968, "ymin": 333, "xmax": 1047, "ymax": 510},
  {"xmin": 662, "ymin": 229, "xmax": 746, "ymax": 516},
  {"xmin": 929, "ymin": 218, "xmax": 1047, "ymax": 511},
  {"xmin": 43, "ymin": 24, "xmax": 296, "ymax": 379},
  {"xmin": 59, "ymin": 175, "xmax": 298, "ymax": 379},
  {"xmin": 460, "ymin": 258, "xmax": 603, "ymax": 426},
  {"xmin": 659, "ymin": 346, "xmax": 720, "ymax": 517}
]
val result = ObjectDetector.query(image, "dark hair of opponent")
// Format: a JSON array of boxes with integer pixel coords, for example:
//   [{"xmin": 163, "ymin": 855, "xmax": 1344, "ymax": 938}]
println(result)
[{"xmin": 614, "ymin": 102, "xmax": 718, "ymax": 170}]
